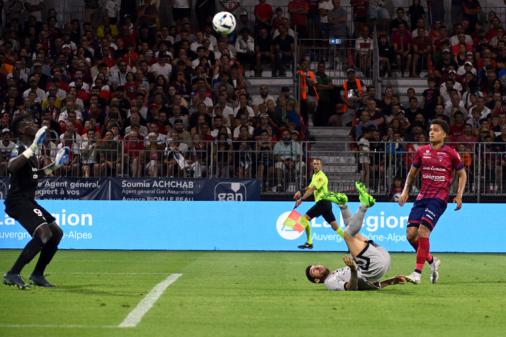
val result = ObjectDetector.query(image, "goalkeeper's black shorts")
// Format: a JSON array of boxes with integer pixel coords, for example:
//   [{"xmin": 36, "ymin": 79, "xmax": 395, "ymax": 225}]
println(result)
[{"xmin": 4, "ymin": 198, "xmax": 56, "ymax": 235}]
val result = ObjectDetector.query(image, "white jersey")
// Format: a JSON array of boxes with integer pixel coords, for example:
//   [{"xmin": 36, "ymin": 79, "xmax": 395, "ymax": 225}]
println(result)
[
  {"xmin": 324, "ymin": 267, "xmax": 365, "ymax": 291},
  {"xmin": 324, "ymin": 241, "xmax": 391, "ymax": 291}
]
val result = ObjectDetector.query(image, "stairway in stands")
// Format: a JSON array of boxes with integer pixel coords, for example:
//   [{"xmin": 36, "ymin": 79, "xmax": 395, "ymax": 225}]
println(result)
[{"xmin": 307, "ymin": 126, "xmax": 359, "ymax": 194}]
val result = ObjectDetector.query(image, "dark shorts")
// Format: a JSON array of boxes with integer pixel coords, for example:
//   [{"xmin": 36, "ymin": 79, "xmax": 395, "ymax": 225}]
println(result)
[
  {"xmin": 407, "ymin": 198, "xmax": 447, "ymax": 231},
  {"xmin": 306, "ymin": 200, "xmax": 336, "ymax": 224},
  {"xmin": 4, "ymin": 199, "xmax": 56, "ymax": 236}
]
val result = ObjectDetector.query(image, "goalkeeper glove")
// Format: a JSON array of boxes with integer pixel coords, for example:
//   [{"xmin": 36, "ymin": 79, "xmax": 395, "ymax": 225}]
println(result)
[{"xmin": 22, "ymin": 126, "xmax": 47, "ymax": 159}]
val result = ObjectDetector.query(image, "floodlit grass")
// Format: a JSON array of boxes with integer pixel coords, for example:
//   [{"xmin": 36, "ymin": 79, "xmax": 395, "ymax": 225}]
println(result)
[{"xmin": 0, "ymin": 251, "xmax": 505, "ymax": 337}]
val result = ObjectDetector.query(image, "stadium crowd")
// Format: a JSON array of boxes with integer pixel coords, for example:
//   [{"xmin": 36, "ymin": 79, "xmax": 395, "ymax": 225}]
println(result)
[{"xmin": 0, "ymin": 0, "xmax": 504, "ymax": 194}]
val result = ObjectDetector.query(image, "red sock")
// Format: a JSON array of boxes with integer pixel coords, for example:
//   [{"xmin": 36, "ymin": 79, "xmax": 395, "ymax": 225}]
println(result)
[
  {"xmin": 410, "ymin": 239, "xmax": 433, "ymax": 264},
  {"xmin": 415, "ymin": 237, "xmax": 430, "ymax": 272}
]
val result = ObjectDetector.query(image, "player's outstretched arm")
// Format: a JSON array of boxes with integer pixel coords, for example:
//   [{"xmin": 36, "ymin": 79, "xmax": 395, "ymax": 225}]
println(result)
[
  {"xmin": 8, "ymin": 126, "xmax": 47, "ymax": 173},
  {"xmin": 398, "ymin": 166, "xmax": 419, "ymax": 206},
  {"xmin": 453, "ymin": 168, "xmax": 467, "ymax": 210},
  {"xmin": 376, "ymin": 275, "xmax": 410, "ymax": 289},
  {"xmin": 343, "ymin": 256, "xmax": 359, "ymax": 291}
]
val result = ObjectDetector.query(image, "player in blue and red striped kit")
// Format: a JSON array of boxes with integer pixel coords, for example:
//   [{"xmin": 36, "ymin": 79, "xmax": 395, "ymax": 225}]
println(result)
[{"xmin": 398, "ymin": 119, "xmax": 467, "ymax": 284}]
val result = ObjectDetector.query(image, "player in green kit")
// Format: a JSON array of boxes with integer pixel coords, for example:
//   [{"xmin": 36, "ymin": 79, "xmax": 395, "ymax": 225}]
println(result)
[{"xmin": 293, "ymin": 158, "xmax": 348, "ymax": 249}]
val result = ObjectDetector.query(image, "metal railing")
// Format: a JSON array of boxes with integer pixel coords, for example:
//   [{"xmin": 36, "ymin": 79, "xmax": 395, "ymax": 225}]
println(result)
[
  {"xmin": 308, "ymin": 141, "xmax": 506, "ymax": 200},
  {"xmin": 2, "ymin": 139, "xmax": 505, "ymax": 198},
  {"xmin": 297, "ymin": 38, "xmax": 374, "ymax": 77}
]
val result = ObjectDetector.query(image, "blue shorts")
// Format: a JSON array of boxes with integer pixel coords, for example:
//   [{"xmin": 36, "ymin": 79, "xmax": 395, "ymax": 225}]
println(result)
[{"xmin": 407, "ymin": 198, "xmax": 447, "ymax": 231}]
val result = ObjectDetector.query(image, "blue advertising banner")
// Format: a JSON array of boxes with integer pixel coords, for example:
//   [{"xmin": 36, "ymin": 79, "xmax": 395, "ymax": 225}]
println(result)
[
  {"xmin": 109, "ymin": 178, "xmax": 260, "ymax": 201},
  {"xmin": 0, "ymin": 201, "xmax": 504, "ymax": 252},
  {"xmin": 0, "ymin": 177, "xmax": 111, "ymax": 200},
  {"xmin": 0, "ymin": 178, "xmax": 260, "ymax": 201}
]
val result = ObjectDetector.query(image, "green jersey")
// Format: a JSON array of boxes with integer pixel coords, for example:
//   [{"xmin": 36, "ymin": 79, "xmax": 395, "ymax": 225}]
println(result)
[{"xmin": 309, "ymin": 170, "xmax": 328, "ymax": 202}]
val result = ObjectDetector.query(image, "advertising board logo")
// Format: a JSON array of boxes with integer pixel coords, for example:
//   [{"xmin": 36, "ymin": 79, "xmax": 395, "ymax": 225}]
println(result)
[
  {"xmin": 214, "ymin": 182, "xmax": 247, "ymax": 201},
  {"xmin": 275, "ymin": 211, "xmax": 304, "ymax": 240}
]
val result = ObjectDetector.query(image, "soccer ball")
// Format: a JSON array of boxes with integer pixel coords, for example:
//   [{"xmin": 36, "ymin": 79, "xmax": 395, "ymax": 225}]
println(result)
[
  {"xmin": 393, "ymin": 193, "xmax": 401, "ymax": 202},
  {"xmin": 212, "ymin": 11, "xmax": 237, "ymax": 35}
]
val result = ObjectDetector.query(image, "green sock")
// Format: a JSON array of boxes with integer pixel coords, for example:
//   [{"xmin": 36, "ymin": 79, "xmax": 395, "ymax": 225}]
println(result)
[
  {"xmin": 301, "ymin": 217, "xmax": 312, "ymax": 244},
  {"xmin": 305, "ymin": 225, "xmax": 312, "ymax": 244}
]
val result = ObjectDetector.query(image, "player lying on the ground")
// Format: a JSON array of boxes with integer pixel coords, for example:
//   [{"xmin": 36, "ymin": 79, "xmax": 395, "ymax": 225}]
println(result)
[
  {"xmin": 305, "ymin": 181, "xmax": 413, "ymax": 290},
  {"xmin": 306, "ymin": 255, "xmax": 411, "ymax": 290}
]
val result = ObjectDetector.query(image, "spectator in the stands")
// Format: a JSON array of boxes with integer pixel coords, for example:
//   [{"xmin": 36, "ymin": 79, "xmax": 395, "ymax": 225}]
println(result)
[
  {"xmin": 254, "ymin": 27, "xmax": 274, "ymax": 77},
  {"xmin": 211, "ymin": 115, "xmax": 232, "ymax": 140},
  {"xmin": 272, "ymin": 24, "xmax": 295, "ymax": 77},
  {"xmin": 402, "ymin": 96, "xmax": 423, "ymax": 123},
  {"xmin": 434, "ymin": 103, "xmax": 451, "ymax": 124},
  {"xmin": 235, "ymin": 28, "xmax": 256, "ymax": 71},
  {"xmin": 164, "ymin": 133, "xmax": 189, "ymax": 177},
  {"xmin": 469, "ymin": 93, "xmax": 491, "ymax": 121},
  {"xmin": 411, "ymin": 27, "xmax": 432, "ymax": 77},
  {"xmin": 445, "ymin": 89, "xmax": 467, "ymax": 117},
  {"xmin": 233, "ymin": 112, "xmax": 255, "ymax": 140},
  {"xmin": 252, "ymin": 85, "xmax": 275, "ymax": 109},
  {"xmin": 351, "ymin": 109, "xmax": 376, "ymax": 141},
  {"xmin": 212, "ymin": 93, "xmax": 235, "ymax": 127},
  {"xmin": 342, "ymin": 68, "xmax": 366, "ymax": 122},
  {"xmin": 318, "ymin": 0, "xmax": 334, "ymax": 38},
  {"xmin": 463, "ymin": 0, "xmax": 481, "ymax": 28},
  {"xmin": 450, "ymin": 111, "xmax": 467, "ymax": 138},
  {"xmin": 273, "ymin": 129, "xmax": 304, "ymax": 191},
  {"xmin": 357, "ymin": 125, "xmax": 372, "ymax": 187},
  {"xmin": 80, "ymin": 128, "xmax": 97, "ymax": 177},
  {"xmin": 296, "ymin": 58, "xmax": 318, "ymax": 125},
  {"xmin": 123, "ymin": 128, "xmax": 145, "ymax": 177},
  {"xmin": 421, "ymin": 78, "xmax": 439, "ymax": 118},
  {"xmin": 233, "ymin": 94, "xmax": 255, "ymax": 119},
  {"xmin": 350, "ymin": 0, "xmax": 368, "ymax": 31},
  {"xmin": 355, "ymin": 25, "xmax": 373, "ymax": 76},
  {"xmin": 0, "ymin": 129, "xmax": 15, "ymax": 176},
  {"xmin": 390, "ymin": 7, "xmax": 409, "ymax": 32},
  {"xmin": 288, "ymin": 0, "xmax": 310, "ymax": 38},
  {"xmin": 254, "ymin": 0, "xmax": 273, "ymax": 33},
  {"xmin": 378, "ymin": 33, "xmax": 394, "ymax": 78},
  {"xmin": 314, "ymin": 61, "xmax": 334, "ymax": 126},
  {"xmin": 234, "ymin": 126, "xmax": 254, "ymax": 178},
  {"xmin": 440, "ymin": 76, "xmax": 460, "ymax": 103},
  {"xmin": 328, "ymin": 0, "xmax": 348, "ymax": 39},
  {"xmin": 392, "ymin": 23, "xmax": 412, "ymax": 77},
  {"xmin": 408, "ymin": 0, "xmax": 425, "ymax": 31}
]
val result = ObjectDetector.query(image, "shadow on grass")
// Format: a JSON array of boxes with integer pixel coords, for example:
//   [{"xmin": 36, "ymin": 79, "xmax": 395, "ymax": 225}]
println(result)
[{"xmin": 54, "ymin": 284, "xmax": 140, "ymax": 297}]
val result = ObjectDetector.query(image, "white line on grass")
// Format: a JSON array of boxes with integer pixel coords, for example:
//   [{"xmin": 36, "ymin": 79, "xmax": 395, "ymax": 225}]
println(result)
[
  {"xmin": 118, "ymin": 273, "xmax": 182, "ymax": 328},
  {"xmin": 49, "ymin": 271, "xmax": 167, "ymax": 275},
  {"xmin": 0, "ymin": 324, "xmax": 116, "ymax": 329}
]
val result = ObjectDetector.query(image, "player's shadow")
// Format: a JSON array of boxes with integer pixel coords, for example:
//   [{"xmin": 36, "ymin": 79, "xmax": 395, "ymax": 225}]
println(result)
[
  {"xmin": 312, "ymin": 288, "xmax": 416, "ymax": 295},
  {"xmin": 445, "ymin": 280, "xmax": 505, "ymax": 285},
  {"xmin": 55, "ymin": 284, "xmax": 139, "ymax": 297}
]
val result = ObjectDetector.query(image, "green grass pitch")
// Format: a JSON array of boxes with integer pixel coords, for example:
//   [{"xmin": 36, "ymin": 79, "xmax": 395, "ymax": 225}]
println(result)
[{"xmin": 0, "ymin": 250, "xmax": 505, "ymax": 337}]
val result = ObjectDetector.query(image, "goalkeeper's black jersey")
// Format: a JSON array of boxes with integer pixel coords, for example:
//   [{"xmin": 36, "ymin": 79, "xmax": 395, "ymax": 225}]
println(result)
[{"xmin": 5, "ymin": 144, "xmax": 41, "ymax": 201}]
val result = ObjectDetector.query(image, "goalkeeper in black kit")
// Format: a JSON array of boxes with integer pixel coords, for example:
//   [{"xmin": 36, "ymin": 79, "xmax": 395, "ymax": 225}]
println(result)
[{"xmin": 3, "ymin": 114, "xmax": 70, "ymax": 289}]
